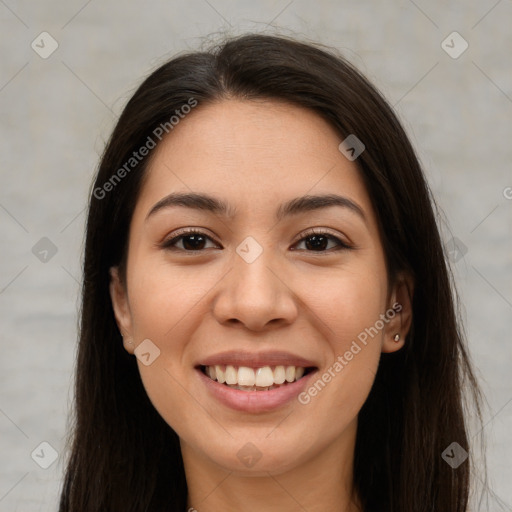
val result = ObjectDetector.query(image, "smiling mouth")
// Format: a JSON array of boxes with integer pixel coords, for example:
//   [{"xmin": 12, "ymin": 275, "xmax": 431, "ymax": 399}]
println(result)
[{"xmin": 199, "ymin": 364, "xmax": 315, "ymax": 391}]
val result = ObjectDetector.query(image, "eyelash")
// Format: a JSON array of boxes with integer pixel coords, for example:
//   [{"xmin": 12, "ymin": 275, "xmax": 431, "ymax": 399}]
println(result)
[{"xmin": 160, "ymin": 227, "xmax": 353, "ymax": 253}]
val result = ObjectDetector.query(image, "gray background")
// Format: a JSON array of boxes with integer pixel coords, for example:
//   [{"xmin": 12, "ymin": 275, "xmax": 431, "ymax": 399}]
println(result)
[{"xmin": 1, "ymin": 0, "xmax": 511, "ymax": 510}]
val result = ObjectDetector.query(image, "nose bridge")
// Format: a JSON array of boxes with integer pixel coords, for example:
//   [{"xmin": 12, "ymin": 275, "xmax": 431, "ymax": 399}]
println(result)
[
  {"xmin": 212, "ymin": 235, "xmax": 298, "ymax": 329},
  {"xmin": 234, "ymin": 245, "xmax": 278, "ymax": 297}
]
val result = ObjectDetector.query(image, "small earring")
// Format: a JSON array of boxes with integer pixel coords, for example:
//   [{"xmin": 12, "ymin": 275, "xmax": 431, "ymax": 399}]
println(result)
[{"xmin": 393, "ymin": 333, "xmax": 400, "ymax": 342}]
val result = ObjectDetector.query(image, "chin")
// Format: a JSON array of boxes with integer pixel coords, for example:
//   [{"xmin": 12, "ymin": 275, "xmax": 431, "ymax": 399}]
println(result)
[{"xmin": 193, "ymin": 433, "xmax": 315, "ymax": 476}]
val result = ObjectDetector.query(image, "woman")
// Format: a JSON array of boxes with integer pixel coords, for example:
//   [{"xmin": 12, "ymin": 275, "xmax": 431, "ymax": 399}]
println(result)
[{"xmin": 59, "ymin": 33, "xmax": 485, "ymax": 511}]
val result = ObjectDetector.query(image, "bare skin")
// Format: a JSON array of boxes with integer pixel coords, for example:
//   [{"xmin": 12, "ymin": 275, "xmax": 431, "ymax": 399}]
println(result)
[{"xmin": 109, "ymin": 99, "xmax": 413, "ymax": 512}]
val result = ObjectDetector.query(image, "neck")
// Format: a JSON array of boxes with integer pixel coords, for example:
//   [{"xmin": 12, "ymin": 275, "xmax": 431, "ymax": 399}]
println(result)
[{"xmin": 182, "ymin": 419, "xmax": 362, "ymax": 512}]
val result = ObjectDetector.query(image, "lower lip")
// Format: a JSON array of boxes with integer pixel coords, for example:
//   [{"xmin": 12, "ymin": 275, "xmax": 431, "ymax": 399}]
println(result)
[{"xmin": 197, "ymin": 368, "xmax": 317, "ymax": 413}]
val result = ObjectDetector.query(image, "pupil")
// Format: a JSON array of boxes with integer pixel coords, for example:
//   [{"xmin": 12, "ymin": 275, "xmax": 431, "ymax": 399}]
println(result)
[
  {"xmin": 306, "ymin": 235, "xmax": 328, "ymax": 251},
  {"xmin": 183, "ymin": 235, "xmax": 205, "ymax": 250}
]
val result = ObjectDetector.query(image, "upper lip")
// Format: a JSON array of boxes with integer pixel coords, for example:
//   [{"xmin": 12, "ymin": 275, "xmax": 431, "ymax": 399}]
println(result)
[{"xmin": 197, "ymin": 350, "xmax": 318, "ymax": 368}]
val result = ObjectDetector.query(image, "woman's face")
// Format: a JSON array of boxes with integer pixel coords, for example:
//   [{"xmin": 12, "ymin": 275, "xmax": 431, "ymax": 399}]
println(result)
[{"xmin": 110, "ymin": 99, "xmax": 411, "ymax": 476}]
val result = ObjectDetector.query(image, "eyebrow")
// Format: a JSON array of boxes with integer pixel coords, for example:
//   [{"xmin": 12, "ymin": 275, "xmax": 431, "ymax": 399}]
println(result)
[{"xmin": 145, "ymin": 192, "xmax": 367, "ymax": 224}]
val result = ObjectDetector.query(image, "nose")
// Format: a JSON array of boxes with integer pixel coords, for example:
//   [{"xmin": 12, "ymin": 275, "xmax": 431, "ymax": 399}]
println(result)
[{"xmin": 211, "ymin": 248, "xmax": 299, "ymax": 332}]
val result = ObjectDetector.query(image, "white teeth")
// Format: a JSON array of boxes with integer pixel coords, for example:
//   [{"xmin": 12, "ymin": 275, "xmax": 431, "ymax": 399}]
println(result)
[
  {"xmin": 238, "ymin": 366, "xmax": 255, "ymax": 386},
  {"xmin": 204, "ymin": 364, "xmax": 309, "ymax": 389},
  {"xmin": 255, "ymin": 366, "xmax": 274, "ymax": 387},
  {"xmin": 285, "ymin": 366, "xmax": 296, "ymax": 382},
  {"xmin": 274, "ymin": 365, "xmax": 286, "ymax": 384},
  {"xmin": 225, "ymin": 365, "xmax": 237, "ymax": 385},
  {"xmin": 207, "ymin": 366, "xmax": 217, "ymax": 380},
  {"xmin": 215, "ymin": 365, "xmax": 225, "ymax": 384}
]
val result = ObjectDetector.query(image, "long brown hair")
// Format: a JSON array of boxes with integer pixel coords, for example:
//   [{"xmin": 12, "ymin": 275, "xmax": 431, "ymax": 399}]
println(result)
[{"xmin": 59, "ymin": 32, "xmax": 487, "ymax": 511}]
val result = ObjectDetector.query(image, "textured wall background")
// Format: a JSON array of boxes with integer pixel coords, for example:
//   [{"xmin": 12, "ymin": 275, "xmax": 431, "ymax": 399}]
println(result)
[{"xmin": 0, "ymin": 0, "xmax": 511, "ymax": 510}]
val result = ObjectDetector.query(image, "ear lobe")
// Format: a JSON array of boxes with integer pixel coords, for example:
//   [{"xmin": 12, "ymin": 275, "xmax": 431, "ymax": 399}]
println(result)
[
  {"xmin": 382, "ymin": 272, "xmax": 414, "ymax": 354},
  {"xmin": 109, "ymin": 266, "xmax": 134, "ymax": 354}
]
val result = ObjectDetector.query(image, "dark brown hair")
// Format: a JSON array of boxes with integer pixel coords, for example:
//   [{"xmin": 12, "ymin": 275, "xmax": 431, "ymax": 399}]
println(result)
[{"xmin": 59, "ymin": 32, "xmax": 486, "ymax": 511}]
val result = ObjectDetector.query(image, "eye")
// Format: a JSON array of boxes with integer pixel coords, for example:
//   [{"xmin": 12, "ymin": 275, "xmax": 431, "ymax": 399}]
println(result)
[
  {"xmin": 161, "ymin": 229, "xmax": 220, "ymax": 252},
  {"xmin": 292, "ymin": 229, "xmax": 352, "ymax": 252},
  {"xmin": 160, "ymin": 228, "xmax": 352, "ymax": 253}
]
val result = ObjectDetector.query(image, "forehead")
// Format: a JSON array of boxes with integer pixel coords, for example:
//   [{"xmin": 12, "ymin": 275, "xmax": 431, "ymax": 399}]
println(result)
[{"xmin": 133, "ymin": 99, "xmax": 376, "ymax": 224}]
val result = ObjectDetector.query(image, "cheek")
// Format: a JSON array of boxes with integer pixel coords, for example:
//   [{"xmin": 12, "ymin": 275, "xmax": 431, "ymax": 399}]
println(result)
[
  {"xmin": 127, "ymin": 257, "xmax": 219, "ymax": 340},
  {"xmin": 124, "ymin": 260, "xmax": 221, "ymax": 435},
  {"xmin": 295, "ymin": 256, "xmax": 387, "ymax": 416},
  {"xmin": 300, "ymin": 258, "xmax": 388, "ymax": 344}
]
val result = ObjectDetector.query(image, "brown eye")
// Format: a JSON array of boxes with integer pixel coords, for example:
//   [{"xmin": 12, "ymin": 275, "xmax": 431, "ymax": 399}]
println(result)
[
  {"xmin": 161, "ymin": 230, "xmax": 219, "ymax": 251},
  {"xmin": 293, "ymin": 230, "xmax": 352, "ymax": 252}
]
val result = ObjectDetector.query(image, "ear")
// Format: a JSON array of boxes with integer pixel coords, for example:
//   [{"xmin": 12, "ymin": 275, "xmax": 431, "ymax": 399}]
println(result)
[
  {"xmin": 109, "ymin": 266, "xmax": 135, "ymax": 355},
  {"xmin": 381, "ymin": 272, "xmax": 414, "ymax": 354}
]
